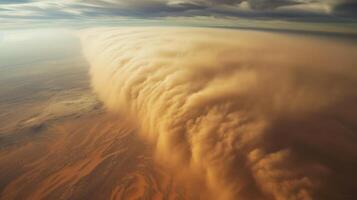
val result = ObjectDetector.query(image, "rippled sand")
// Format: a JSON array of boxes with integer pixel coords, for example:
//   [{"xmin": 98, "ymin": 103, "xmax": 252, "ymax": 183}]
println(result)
[{"xmin": 0, "ymin": 112, "xmax": 188, "ymax": 200}]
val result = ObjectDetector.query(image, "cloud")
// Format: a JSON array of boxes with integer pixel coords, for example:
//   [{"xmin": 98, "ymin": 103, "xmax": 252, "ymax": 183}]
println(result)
[
  {"xmin": 1, "ymin": 0, "xmax": 357, "ymax": 23},
  {"xmin": 0, "ymin": 0, "xmax": 31, "ymax": 4},
  {"xmin": 81, "ymin": 27, "xmax": 357, "ymax": 200},
  {"xmin": 333, "ymin": 1, "xmax": 357, "ymax": 17}
]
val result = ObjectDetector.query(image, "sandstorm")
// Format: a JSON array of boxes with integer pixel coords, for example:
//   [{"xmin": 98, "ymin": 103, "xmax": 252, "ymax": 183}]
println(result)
[{"xmin": 81, "ymin": 27, "xmax": 357, "ymax": 200}]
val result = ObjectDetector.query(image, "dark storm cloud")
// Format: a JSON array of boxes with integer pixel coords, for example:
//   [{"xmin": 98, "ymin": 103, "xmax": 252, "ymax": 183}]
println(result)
[
  {"xmin": 204, "ymin": 0, "xmax": 310, "ymax": 9},
  {"xmin": 74, "ymin": 0, "xmax": 312, "ymax": 14},
  {"xmin": 0, "ymin": 0, "xmax": 357, "ymax": 22},
  {"xmin": 333, "ymin": 1, "xmax": 357, "ymax": 17},
  {"xmin": 246, "ymin": 0, "xmax": 307, "ymax": 9}
]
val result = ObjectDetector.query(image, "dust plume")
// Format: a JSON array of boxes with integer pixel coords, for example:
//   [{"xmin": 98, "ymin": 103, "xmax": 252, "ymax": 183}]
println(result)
[{"xmin": 81, "ymin": 27, "xmax": 357, "ymax": 200}]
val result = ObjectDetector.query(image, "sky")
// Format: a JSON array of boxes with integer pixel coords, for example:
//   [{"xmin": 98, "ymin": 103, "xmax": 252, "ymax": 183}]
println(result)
[{"xmin": 1, "ymin": 0, "xmax": 357, "ymax": 31}]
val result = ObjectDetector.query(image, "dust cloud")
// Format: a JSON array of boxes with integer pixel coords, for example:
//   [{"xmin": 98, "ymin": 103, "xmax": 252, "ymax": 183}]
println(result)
[{"xmin": 81, "ymin": 27, "xmax": 357, "ymax": 200}]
